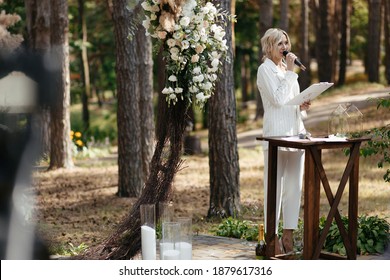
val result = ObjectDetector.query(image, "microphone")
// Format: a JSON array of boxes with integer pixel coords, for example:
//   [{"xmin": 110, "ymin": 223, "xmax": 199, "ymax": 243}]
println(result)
[{"xmin": 283, "ymin": 51, "xmax": 306, "ymax": 71}]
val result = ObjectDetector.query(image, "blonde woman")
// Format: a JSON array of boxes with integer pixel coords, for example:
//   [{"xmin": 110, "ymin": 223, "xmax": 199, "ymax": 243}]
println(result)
[{"xmin": 257, "ymin": 28, "xmax": 310, "ymax": 254}]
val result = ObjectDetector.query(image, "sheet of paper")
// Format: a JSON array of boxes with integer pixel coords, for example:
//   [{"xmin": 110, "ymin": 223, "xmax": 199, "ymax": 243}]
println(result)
[{"xmin": 286, "ymin": 82, "xmax": 334, "ymax": 105}]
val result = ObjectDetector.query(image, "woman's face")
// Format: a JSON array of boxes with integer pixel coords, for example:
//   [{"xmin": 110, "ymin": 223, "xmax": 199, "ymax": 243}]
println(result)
[{"xmin": 271, "ymin": 34, "xmax": 289, "ymax": 62}]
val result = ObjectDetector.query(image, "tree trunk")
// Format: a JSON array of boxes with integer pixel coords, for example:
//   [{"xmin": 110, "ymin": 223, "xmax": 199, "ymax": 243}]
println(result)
[
  {"xmin": 78, "ymin": 0, "xmax": 90, "ymax": 132},
  {"xmin": 367, "ymin": 0, "xmax": 382, "ymax": 83},
  {"xmin": 329, "ymin": 0, "xmax": 340, "ymax": 83},
  {"xmin": 255, "ymin": 0, "xmax": 273, "ymax": 120},
  {"xmin": 135, "ymin": 10, "xmax": 154, "ymax": 185},
  {"xmin": 113, "ymin": 0, "xmax": 144, "ymax": 197},
  {"xmin": 49, "ymin": 0, "xmax": 74, "ymax": 170},
  {"xmin": 240, "ymin": 52, "xmax": 249, "ymax": 107},
  {"xmin": 280, "ymin": 0, "xmax": 289, "ymax": 31},
  {"xmin": 385, "ymin": 0, "xmax": 390, "ymax": 85},
  {"xmin": 25, "ymin": 0, "xmax": 52, "ymax": 158},
  {"xmin": 313, "ymin": 0, "xmax": 333, "ymax": 82},
  {"xmin": 298, "ymin": 0, "xmax": 311, "ymax": 90},
  {"xmin": 338, "ymin": 0, "xmax": 351, "ymax": 86},
  {"xmin": 208, "ymin": 0, "xmax": 240, "ymax": 218}
]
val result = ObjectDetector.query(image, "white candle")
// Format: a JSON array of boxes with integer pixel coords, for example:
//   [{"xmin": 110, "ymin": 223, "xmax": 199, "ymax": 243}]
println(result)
[
  {"xmin": 178, "ymin": 241, "xmax": 192, "ymax": 260},
  {"xmin": 163, "ymin": 249, "xmax": 180, "ymax": 260},
  {"xmin": 141, "ymin": 225, "xmax": 156, "ymax": 260},
  {"xmin": 159, "ymin": 242, "xmax": 173, "ymax": 260}
]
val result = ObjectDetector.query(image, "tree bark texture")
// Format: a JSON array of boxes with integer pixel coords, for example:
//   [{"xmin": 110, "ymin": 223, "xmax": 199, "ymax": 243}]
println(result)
[
  {"xmin": 298, "ymin": 0, "xmax": 311, "ymax": 90},
  {"xmin": 113, "ymin": 0, "xmax": 144, "ymax": 197},
  {"xmin": 255, "ymin": 0, "xmax": 273, "ymax": 120},
  {"xmin": 312, "ymin": 0, "xmax": 333, "ymax": 82},
  {"xmin": 78, "ymin": 0, "xmax": 91, "ymax": 132},
  {"xmin": 385, "ymin": 0, "xmax": 390, "ymax": 85},
  {"xmin": 279, "ymin": 0, "xmax": 289, "ymax": 32},
  {"xmin": 338, "ymin": 0, "xmax": 351, "ymax": 86},
  {"xmin": 49, "ymin": 0, "xmax": 74, "ymax": 170},
  {"xmin": 25, "ymin": 0, "xmax": 52, "ymax": 157},
  {"xmin": 208, "ymin": 0, "xmax": 240, "ymax": 218},
  {"xmin": 367, "ymin": 0, "xmax": 382, "ymax": 83},
  {"xmin": 135, "ymin": 12, "xmax": 155, "ymax": 186}
]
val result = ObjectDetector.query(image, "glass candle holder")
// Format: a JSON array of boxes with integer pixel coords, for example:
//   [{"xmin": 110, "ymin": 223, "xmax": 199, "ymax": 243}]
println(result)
[
  {"xmin": 140, "ymin": 204, "xmax": 156, "ymax": 260},
  {"xmin": 177, "ymin": 217, "xmax": 192, "ymax": 260},
  {"xmin": 161, "ymin": 222, "xmax": 181, "ymax": 260}
]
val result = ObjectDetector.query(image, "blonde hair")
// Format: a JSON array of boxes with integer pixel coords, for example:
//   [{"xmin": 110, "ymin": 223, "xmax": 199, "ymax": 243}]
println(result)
[{"xmin": 260, "ymin": 28, "xmax": 291, "ymax": 61}]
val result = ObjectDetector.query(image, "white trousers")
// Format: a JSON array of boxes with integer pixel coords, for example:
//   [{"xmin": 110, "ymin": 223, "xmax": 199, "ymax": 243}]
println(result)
[{"xmin": 263, "ymin": 149, "xmax": 304, "ymax": 233}]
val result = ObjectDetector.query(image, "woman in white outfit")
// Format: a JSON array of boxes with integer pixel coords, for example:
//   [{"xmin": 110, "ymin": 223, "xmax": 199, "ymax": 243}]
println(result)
[{"xmin": 256, "ymin": 28, "xmax": 311, "ymax": 254}]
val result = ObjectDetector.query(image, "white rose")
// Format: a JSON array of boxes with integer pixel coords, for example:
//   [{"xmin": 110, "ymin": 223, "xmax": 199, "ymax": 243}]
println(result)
[
  {"xmin": 192, "ymin": 33, "xmax": 201, "ymax": 42},
  {"xmin": 181, "ymin": 40, "xmax": 190, "ymax": 50},
  {"xmin": 211, "ymin": 51, "xmax": 220, "ymax": 58},
  {"xmin": 162, "ymin": 87, "xmax": 169, "ymax": 94},
  {"xmin": 202, "ymin": 82, "xmax": 213, "ymax": 91},
  {"xmin": 171, "ymin": 53, "xmax": 179, "ymax": 61},
  {"xmin": 142, "ymin": 19, "xmax": 151, "ymax": 30},
  {"xmin": 196, "ymin": 92, "xmax": 210, "ymax": 102},
  {"xmin": 192, "ymin": 67, "xmax": 202, "ymax": 74},
  {"xmin": 169, "ymin": 93, "xmax": 177, "ymax": 101},
  {"xmin": 173, "ymin": 31, "xmax": 182, "ymax": 40},
  {"xmin": 211, "ymin": 58, "xmax": 220, "ymax": 68},
  {"xmin": 170, "ymin": 47, "xmax": 180, "ymax": 54},
  {"xmin": 141, "ymin": 1, "xmax": 151, "ymax": 11},
  {"xmin": 189, "ymin": 85, "xmax": 199, "ymax": 93},
  {"xmin": 193, "ymin": 74, "xmax": 204, "ymax": 83},
  {"xmin": 167, "ymin": 38, "xmax": 176, "ymax": 48},
  {"xmin": 162, "ymin": 87, "xmax": 174, "ymax": 94},
  {"xmin": 209, "ymin": 73, "xmax": 218, "ymax": 82},
  {"xmin": 180, "ymin": 16, "xmax": 191, "ymax": 27},
  {"xmin": 168, "ymin": 75, "xmax": 177, "ymax": 82}
]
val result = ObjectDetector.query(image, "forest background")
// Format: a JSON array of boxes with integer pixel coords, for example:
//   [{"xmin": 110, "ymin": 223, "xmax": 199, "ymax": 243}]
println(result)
[{"xmin": 1, "ymin": 0, "xmax": 389, "ymax": 258}]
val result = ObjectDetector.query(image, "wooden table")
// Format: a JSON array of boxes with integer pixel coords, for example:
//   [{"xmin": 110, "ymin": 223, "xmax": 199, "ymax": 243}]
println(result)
[{"xmin": 257, "ymin": 136, "xmax": 370, "ymax": 260}]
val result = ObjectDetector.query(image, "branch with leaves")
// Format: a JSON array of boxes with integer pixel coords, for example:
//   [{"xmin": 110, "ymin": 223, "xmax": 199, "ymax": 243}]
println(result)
[{"xmin": 360, "ymin": 93, "xmax": 390, "ymax": 183}]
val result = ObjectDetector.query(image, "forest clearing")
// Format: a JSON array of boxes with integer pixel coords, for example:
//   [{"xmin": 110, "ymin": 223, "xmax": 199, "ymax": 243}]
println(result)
[{"xmin": 31, "ymin": 83, "xmax": 390, "ymax": 257}]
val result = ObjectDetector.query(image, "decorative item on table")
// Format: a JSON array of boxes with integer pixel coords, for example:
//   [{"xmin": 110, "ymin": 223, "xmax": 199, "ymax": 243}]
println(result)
[
  {"xmin": 344, "ymin": 103, "xmax": 363, "ymax": 137},
  {"xmin": 328, "ymin": 104, "xmax": 349, "ymax": 138},
  {"xmin": 328, "ymin": 103, "xmax": 363, "ymax": 138},
  {"xmin": 140, "ymin": 204, "xmax": 156, "ymax": 260}
]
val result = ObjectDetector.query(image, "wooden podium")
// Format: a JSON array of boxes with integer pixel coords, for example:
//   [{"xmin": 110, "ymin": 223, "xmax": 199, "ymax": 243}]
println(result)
[{"xmin": 257, "ymin": 136, "xmax": 370, "ymax": 260}]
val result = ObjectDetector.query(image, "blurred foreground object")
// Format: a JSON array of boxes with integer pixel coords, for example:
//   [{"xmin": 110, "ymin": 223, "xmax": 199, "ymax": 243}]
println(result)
[{"xmin": 0, "ymin": 49, "xmax": 57, "ymax": 259}]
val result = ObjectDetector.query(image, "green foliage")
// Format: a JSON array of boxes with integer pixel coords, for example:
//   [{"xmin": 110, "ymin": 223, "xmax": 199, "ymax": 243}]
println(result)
[
  {"xmin": 360, "ymin": 93, "xmax": 390, "ymax": 182},
  {"xmin": 213, "ymin": 217, "xmax": 258, "ymax": 241},
  {"xmin": 319, "ymin": 215, "xmax": 390, "ymax": 256},
  {"xmin": 215, "ymin": 215, "xmax": 390, "ymax": 256},
  {"xmin": 56, "ymin": 242, "xmax": 89, "ymax": 257}
]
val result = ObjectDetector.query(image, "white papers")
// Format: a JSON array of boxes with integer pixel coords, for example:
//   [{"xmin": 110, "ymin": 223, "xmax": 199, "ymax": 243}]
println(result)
[
  {"xmin": 280, "ymin": 136, "xmax": 348, "ymax": 142},
  {"xmin": 286, "ymin": 82, "xmax": 334, "ymax": 105}
]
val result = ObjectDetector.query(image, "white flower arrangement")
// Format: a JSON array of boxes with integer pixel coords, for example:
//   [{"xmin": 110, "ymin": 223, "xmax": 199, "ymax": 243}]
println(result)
[{"xmin": 141, "ymin": 0, "xmax": 230, "ymax": 108}]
